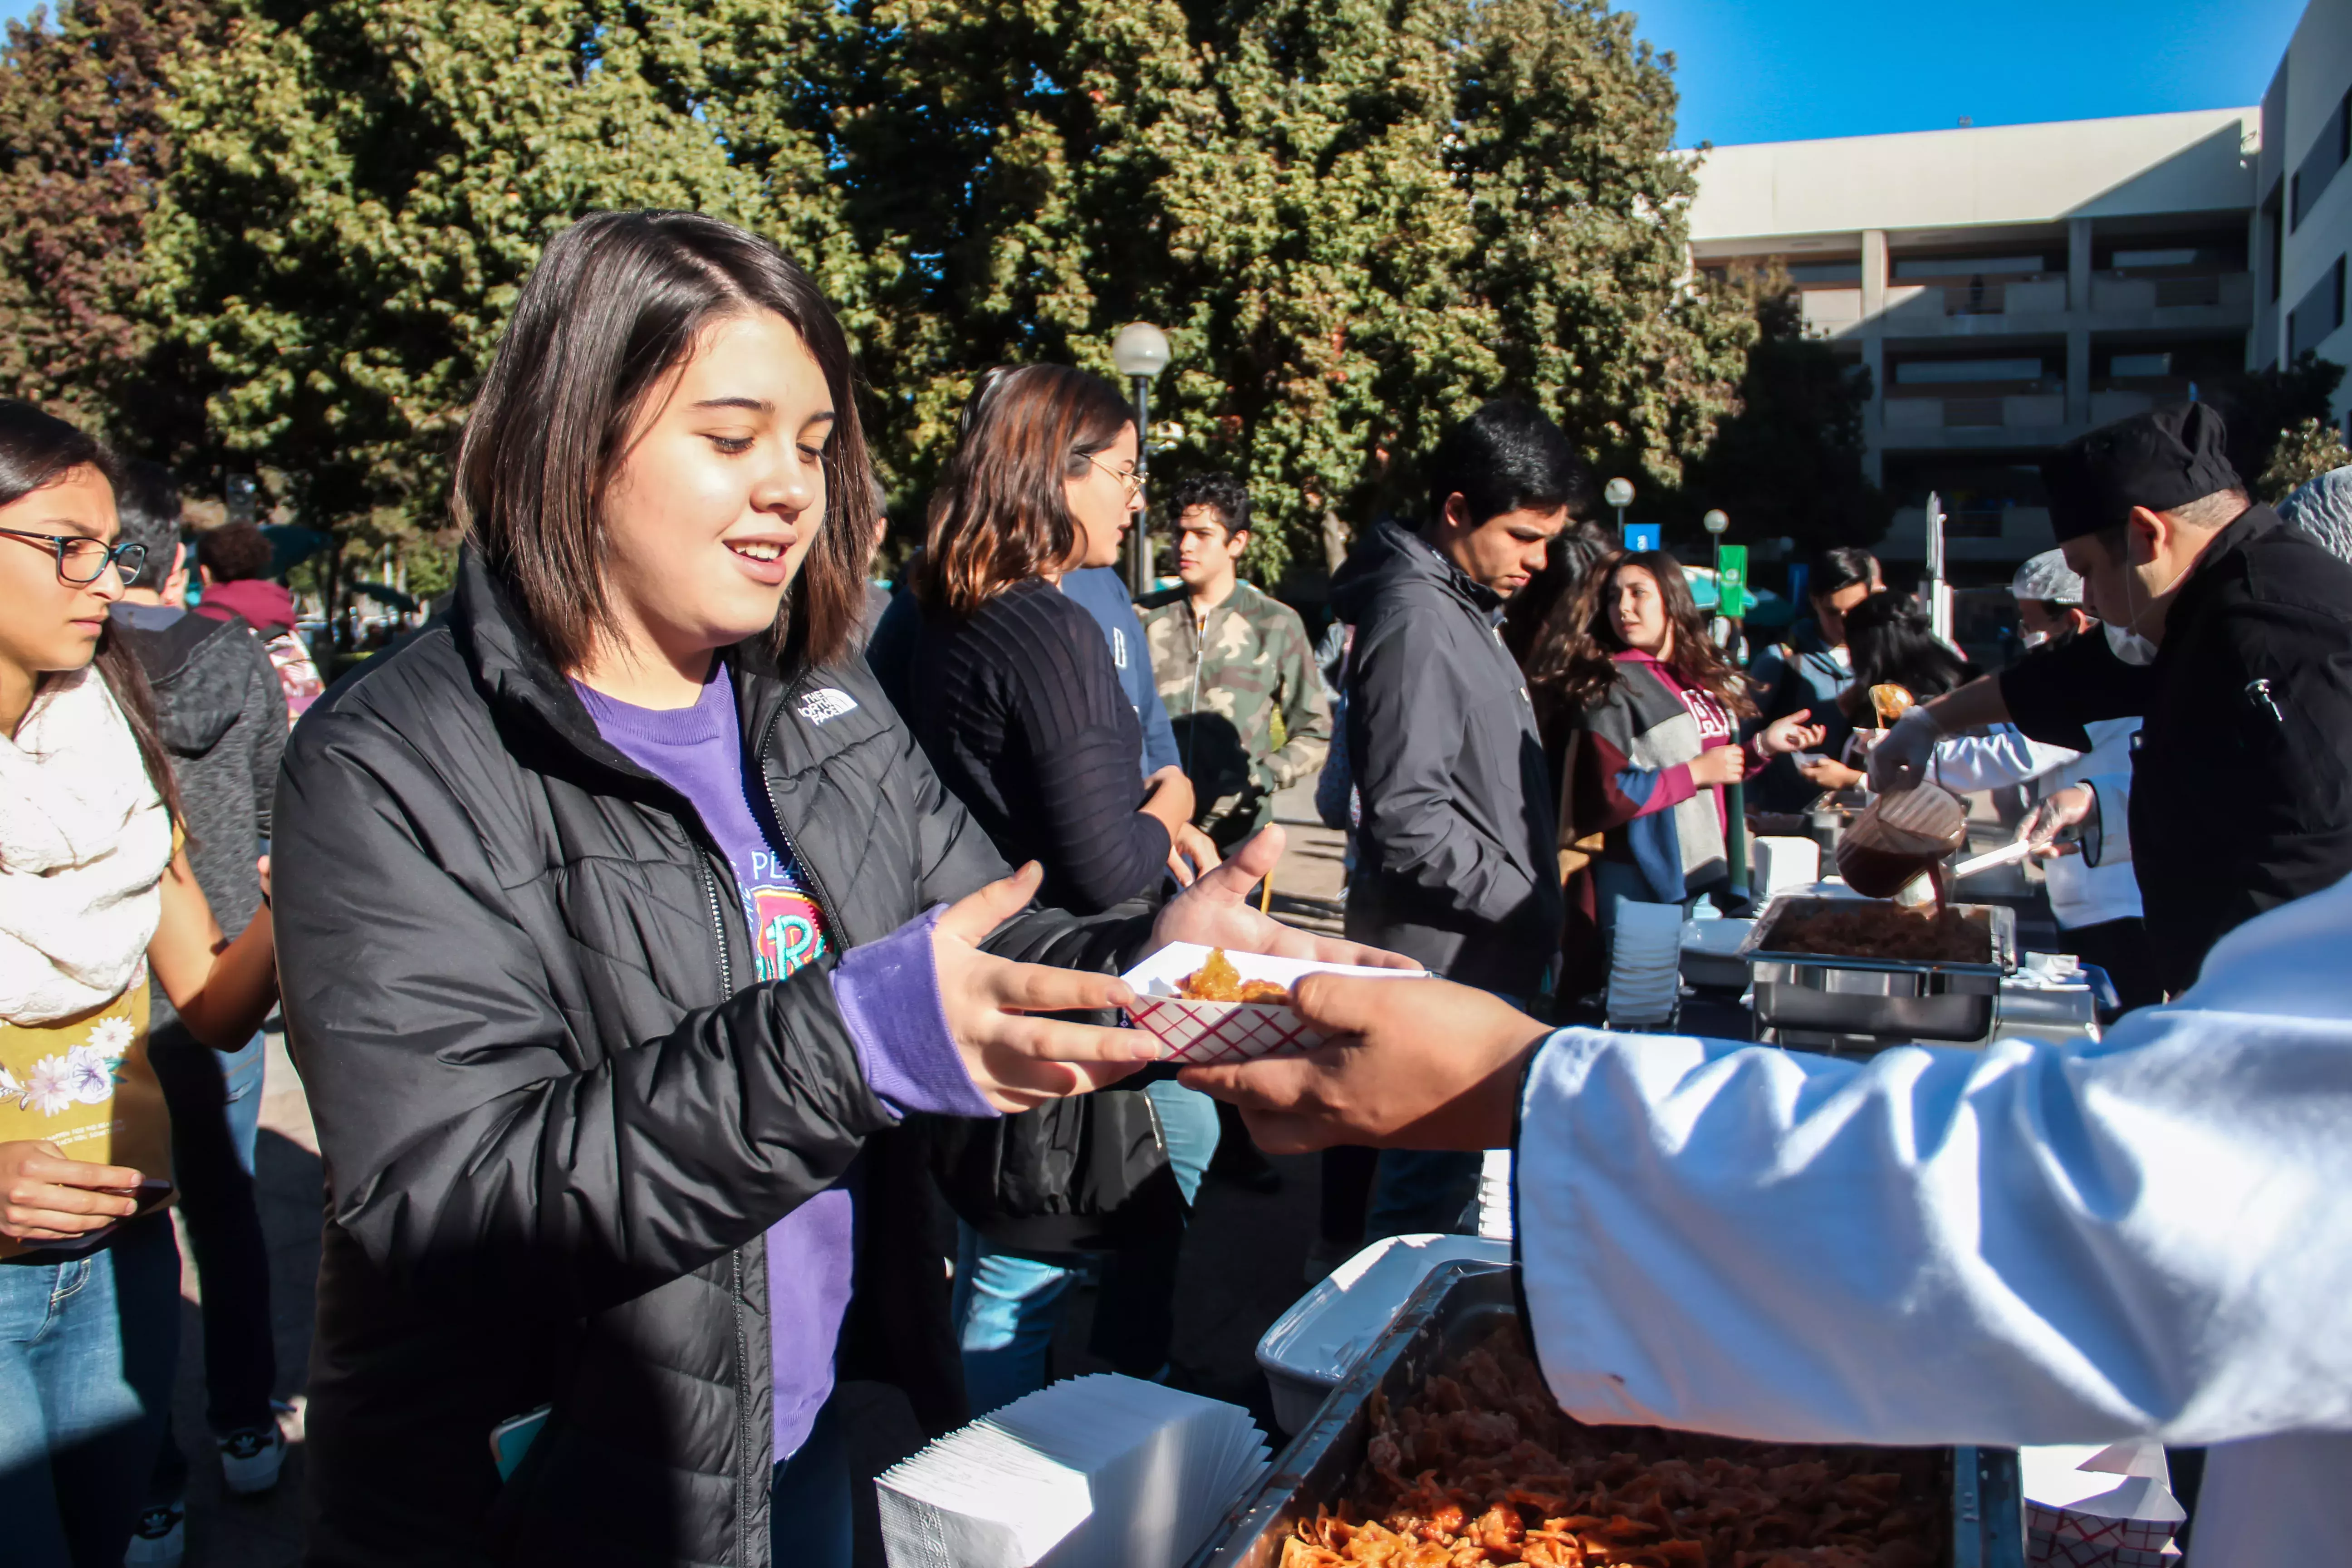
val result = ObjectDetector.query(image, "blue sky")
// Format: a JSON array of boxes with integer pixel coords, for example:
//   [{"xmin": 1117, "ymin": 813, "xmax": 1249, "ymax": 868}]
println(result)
[
  {"xmin": 1632, "ymin": 0, "xmax": 2306, "ymax": 147},
  {"xmin": 0, "ymin": 0, "xmax": 2307, "ymax": 150}
]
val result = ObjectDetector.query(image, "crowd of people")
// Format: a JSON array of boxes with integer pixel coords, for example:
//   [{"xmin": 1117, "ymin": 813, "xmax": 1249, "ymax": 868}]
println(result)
[{"xmin": 3, "ymin": 208, "xmax": 2351, "ymax": 1568}]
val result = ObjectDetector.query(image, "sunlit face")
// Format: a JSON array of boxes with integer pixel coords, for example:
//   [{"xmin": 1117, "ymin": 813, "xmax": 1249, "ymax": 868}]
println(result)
[
  {"xmin": 1174, "ymin": 505, "xmax": 1246, "ymax": 590},
  {"xmin": 594, "ymin": 311, "xmax": 835, "ymax": 671},
  {"xmin": 0, "ymin": 465, "xmax": 126, "ymax": 684},
  {"xmin": 1607, "ymin": 564, "xmax": 1672, "ymax": 656},
  {"xmin": 1438, "ymin": 499, "xmax": 1569, "ymax": 598},
  {"xmin": 1812, "ymin": 578, "xmax": 1874, "ymax": 646},
  {"xmin": 1065, "ymin": 423, "xmax": 1142, "ymax": 570}
]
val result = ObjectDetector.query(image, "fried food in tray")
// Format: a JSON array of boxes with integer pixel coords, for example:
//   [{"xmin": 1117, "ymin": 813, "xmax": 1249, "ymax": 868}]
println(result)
[
  {"xmin": 1868, "ymin": 683, "xmax": 1914, "ymax": 726},
  {"xmin": 1178, "ymin": 947, "xmax": 1293, "ymax": 1004},
  {"xmin": 1765, "ymin": 904, "xmax": 1989, "ymax": 965},
  {"xmin": 1283, "ymin": 1322, "xmax": 1944, "ymax": 1567}
]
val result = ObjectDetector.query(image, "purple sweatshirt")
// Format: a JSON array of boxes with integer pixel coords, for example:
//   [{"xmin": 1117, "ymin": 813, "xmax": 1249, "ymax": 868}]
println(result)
[{"xmin": 575, "ymin": 665, "xmax": 995, "ymax": 1463}]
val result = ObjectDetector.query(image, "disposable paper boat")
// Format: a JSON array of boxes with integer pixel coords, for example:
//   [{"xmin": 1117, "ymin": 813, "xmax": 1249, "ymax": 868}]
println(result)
[{"xmin": 1120, "ymin": 942, "xmax": 1428, "ymax": 1065}]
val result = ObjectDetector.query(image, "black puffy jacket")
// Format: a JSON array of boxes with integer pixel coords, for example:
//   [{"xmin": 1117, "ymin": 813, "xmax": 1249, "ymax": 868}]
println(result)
[{"xmin": 275, "ymin": 552, "xmax": 1144, "ymax": 1568}]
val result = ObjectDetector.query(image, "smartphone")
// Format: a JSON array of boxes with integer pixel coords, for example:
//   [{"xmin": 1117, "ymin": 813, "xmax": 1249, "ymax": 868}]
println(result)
[
  {"xmin": 490, "ymin": 1406, "xmax": 551, "ymax": 1481},
  {"xmin": 129, "ymin": 1176, "xmax": 175, "ymax": 1217}
]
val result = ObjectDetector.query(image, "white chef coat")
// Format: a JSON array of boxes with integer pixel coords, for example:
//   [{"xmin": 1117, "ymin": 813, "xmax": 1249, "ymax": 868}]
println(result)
[{"xmin": 1514, "ymin": 870, "xmax": 2352, "ymax": 1568}]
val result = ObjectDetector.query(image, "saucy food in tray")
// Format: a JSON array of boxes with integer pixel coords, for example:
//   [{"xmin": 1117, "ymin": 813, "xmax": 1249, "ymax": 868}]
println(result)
[
  {"xmin": 1179, "ymin": 947, "xmax": 1292, "ymax": 1004},
  {"xmin": 1284, "ymin": 1321, "xmax": 1945, "ymax": 1567},
  {"xmin": 1763, "ymin": 904, "xmax": 1990, "ymax": 966}
]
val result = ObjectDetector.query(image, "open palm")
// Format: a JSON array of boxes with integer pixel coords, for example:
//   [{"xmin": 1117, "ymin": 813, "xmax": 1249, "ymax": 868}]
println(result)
[{"xmin": 1145, "ymin": 824, "xmax": 1419, "ymax": 970}]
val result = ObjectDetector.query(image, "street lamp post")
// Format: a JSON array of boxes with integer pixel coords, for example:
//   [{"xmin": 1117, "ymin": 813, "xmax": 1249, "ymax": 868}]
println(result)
[
  {"xmin": 1700, "ymin": 508, "xmax": 1750, "ymax": 904},
  {"xmin": 1604, "ymin": 476, "xmax": 1635, "ymax": 542},
  {"xmin": 1112, "ymin": 323, "xmax": 1172, "ymax": 596}
]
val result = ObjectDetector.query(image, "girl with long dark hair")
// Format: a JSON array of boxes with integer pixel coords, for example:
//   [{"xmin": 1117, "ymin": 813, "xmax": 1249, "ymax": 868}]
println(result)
[
  {"xmin": 1527, "ymin": 549, "xmax": 1822, "ymax": 992},
  {"xmin": 271, "ymin": 213, "xmax": 1384, "ymax": 1568},
  {"xmin": 1799, "ymin": 592, "xmax": 1976, "ymax": 790},
  {"xmin": 0, "ymin": 402, "xmax": 279, "ymax": 1568}
]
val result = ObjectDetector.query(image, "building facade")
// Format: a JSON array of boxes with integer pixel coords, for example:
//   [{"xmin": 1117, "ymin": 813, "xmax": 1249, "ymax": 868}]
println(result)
[{"xmin": 1684, "ymin": 0, "xmax": 2350, "ymax": 580}]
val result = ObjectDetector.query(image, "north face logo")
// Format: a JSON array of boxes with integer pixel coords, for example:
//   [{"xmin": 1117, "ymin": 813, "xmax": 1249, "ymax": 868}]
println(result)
[{"xmin": 796, "ymin": 688, "xmax": 859, "ymax": 724}]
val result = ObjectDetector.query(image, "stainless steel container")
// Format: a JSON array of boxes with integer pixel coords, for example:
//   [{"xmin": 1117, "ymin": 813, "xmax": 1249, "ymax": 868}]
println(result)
[
  {"xmin": 1191, "ymin": 1260, "xmax": 2023, "ymax": 1567},
  {"xmin": 1740, "ymin": 893, "xmax": 2019, "ymax": 1053}
]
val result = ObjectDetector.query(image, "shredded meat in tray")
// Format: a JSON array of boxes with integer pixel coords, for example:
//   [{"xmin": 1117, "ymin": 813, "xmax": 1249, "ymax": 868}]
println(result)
[
  {"xmin": 1283, "ymin": 1323, "xmax": 1944, "ymax": 1567},
  {"xmin": 1764, "ymin": 905, "xmax": 1988, "ymax": 965}
]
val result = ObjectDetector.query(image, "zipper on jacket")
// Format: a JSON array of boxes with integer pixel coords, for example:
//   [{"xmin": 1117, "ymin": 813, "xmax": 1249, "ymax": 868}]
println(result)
[
  {"xmin": 732, "ymin": 1247, "xmax": 756, "ymax": 1568},
  {"xmin": 754, "ymin": 696, "xmax": 846, "ymax": 942}
]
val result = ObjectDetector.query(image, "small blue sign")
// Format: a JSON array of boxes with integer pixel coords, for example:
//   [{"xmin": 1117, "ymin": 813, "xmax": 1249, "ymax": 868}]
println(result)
[{"xmin": 1622, "ymin": 522, "xmax": 1661, "ymax": 554}]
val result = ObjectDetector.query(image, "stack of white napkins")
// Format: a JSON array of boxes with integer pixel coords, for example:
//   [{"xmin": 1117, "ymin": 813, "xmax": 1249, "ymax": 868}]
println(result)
[{"xmin": 877, "ymin": 1373, "xmax": 1269, "ymax": 1568}]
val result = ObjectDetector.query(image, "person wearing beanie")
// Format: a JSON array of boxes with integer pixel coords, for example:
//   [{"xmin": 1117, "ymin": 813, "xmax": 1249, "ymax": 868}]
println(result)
[{"xmin": 1872, "ymin": 404, "xmax": 2352, "ymax": 999}]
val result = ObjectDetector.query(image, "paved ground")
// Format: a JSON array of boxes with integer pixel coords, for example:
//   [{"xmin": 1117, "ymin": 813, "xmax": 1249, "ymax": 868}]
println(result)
[{"xmin": 174, "ymin": 798, "xmax": 1353, "ymax": 1566}]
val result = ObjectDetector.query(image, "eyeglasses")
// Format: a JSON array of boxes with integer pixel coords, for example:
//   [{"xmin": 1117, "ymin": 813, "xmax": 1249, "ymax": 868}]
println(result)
[
  {"xmin": 1088, "ymin": 454, "xmax": 1143, "ymax": 500},
  {"xmin": 0, "ymin": 526, "xmax": 147, "ymax": 586}
]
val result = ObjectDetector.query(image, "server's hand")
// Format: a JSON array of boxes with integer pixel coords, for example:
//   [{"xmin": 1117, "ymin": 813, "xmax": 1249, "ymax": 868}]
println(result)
[
  {"xmin": 1179, "ymin": 972, "xmax": 1547, "ymax": 1153},
  {"xmin": 1866, "ymin": 706, "xmax": 1943, "ymax": 791},
  {"xmin": 2018, "ymin": 784, "xmax": 2094, "ymax": 860}
]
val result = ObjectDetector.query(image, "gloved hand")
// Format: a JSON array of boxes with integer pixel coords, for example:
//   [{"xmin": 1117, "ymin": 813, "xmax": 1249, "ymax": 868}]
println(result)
[
  {"xmin": 1865, "ymin": 706, "xmax": 1943, "ymax": 792},
  {"xmin": 2015, "ymin": 784, "xmax": 2095, "ymax": 859}
]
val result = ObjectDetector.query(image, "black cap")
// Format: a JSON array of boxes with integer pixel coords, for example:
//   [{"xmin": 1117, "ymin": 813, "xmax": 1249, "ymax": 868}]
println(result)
[{"xmin": 2039, "ymin": 404, "xmax": 2243, "ymax": 543}]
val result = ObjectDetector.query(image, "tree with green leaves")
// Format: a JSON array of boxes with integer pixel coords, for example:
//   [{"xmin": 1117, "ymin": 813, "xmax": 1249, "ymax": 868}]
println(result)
[
  {"xmin": 1662, "ymin": 271, "xmax": 1890, "ymax": 555},
  {"xmin": 0, "ymin": 0, "xmax": 211, "ymax": 445}
]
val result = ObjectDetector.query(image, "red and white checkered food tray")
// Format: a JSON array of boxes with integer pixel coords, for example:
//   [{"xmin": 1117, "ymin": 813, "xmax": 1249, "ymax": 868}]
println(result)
[
  {"xmin": 1120, "ymin": 942, "xmax": 1427, "ymax": 1066},
  {"xmin": 2026, "ymin": 1502, "xmax": 2179, "ymax": 1567}
]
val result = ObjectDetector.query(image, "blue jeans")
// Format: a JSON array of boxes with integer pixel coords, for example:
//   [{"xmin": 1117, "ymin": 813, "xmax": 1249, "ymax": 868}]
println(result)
[
  {"xmin": 771, "ymin": 1399, "xmax": 850, "ymax": 1568},
  {"xmin": 0, "ymin": 1216, "xmax": 181, "ymax": 1568},
  {"xmin": 952, "ymin": 1080, "xmax": 1217, "ymax": 1416},
  {"xmin": 148, "ymin": 1027, "xmax": 275, "ymax": 1500}
]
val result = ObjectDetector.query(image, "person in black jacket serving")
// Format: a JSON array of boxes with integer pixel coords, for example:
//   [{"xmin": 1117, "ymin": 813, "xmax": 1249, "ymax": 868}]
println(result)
[
  {"xmin": 1871, "ymin": 404, "xmax": 2352, "ymax": 999},
  {"xmin": 271, "ymin": 212, "xmax": 1392, "ymax": 1568}
]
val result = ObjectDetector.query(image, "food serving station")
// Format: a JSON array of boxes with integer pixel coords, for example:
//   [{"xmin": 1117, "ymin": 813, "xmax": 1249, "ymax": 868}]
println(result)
[{"xmin": 1198, "ymin": 1261, "xmax": 2026, "ymax": 1566}]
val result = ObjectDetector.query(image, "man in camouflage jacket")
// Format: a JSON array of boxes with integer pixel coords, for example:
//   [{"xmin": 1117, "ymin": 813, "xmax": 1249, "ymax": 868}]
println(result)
[{"xmin": 1142, "ymin": 472, "xmax": 1333, "ymax": 850}]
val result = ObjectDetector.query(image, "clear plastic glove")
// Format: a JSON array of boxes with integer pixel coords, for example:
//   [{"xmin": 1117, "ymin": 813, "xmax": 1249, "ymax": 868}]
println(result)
[
  {"xmin": 1866, "ymin": 706, "xmax": 1943, "ymax": 792},
  {"xmin": 2016, "ymin": 784, "xmax": 2095, "ymax": 860}
]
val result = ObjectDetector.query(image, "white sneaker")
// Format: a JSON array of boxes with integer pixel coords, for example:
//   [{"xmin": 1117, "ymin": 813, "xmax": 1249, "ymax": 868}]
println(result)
[
  {"xmin": 124, "ymin": 1501, "xmax": 185, "ymax": 1566},
  {"xmin": 218, "ymin": 1421, "xmax": 286, "ymax": 1495}
]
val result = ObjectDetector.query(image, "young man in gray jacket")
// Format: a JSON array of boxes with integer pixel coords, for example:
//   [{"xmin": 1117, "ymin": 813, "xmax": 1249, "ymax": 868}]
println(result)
[
  {"xmin": 1325, "ymin": 400, "xmax": 1592, "ymax": 1237},
  {"xmin": 107, "ymin": 463, "xmax": 292, "ymax": 1559}
]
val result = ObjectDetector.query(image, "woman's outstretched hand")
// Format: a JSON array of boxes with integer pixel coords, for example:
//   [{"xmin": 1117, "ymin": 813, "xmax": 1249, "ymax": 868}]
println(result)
[
  {"xmin": 1757, "ymin": 707, "xmax": 1828, "ymax": 758},
  {"xmin": 932, "ymin": 862, "xmax": 1161, "ymax": 1112},
  {"xmin": 1145, "ymin": 824, "xmax": 1419, "ymax": 970}
]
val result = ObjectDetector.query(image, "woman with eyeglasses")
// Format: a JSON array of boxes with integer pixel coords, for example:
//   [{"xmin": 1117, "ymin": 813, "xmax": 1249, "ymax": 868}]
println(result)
[
  {"xmin": 0, "ymin": 401, "xmax": 280, "ymax": 1568},
  {"xmin": 900, "ymin": 364, "xmax": 1220, "ymax": 914}
]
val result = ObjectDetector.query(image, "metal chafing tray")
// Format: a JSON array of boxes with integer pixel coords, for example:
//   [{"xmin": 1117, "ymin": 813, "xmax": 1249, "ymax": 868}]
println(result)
[
  {"xmin": 1190, "ymin": 1261, "xmax": 2024, "ymax": 1567},
  {"xmin": 1740, "ymin": 892, "xmax": 2019, "ymax": 1051}
]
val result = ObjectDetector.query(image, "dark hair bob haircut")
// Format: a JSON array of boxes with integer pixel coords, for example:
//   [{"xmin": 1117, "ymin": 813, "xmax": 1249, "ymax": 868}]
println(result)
[
  {"xmin": 1838, "ymin": 591, "xmax": 1973, "ymax": 721},
  {"xmin": 913, "ymin": 364, "xmax": 1131, "ymax": 618},
  {"xmin": 453, "ymin": 210, "xmax": 880, "ymax": 672}
]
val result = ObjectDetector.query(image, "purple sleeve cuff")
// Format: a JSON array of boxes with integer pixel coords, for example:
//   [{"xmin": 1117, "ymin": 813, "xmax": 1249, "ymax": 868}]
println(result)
[{"xmin": 833, "ymin": 906, "xmax": 1000, "ymax": 1121}]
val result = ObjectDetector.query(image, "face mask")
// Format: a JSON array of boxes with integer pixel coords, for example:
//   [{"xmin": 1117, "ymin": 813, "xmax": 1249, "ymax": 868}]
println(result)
[
  {"xmin": 2020, "ymin": 629, "xmax": 2050, "ymax": 650},
  {"xmin": 2103, "ymin": 618, "xmax": 2158, "ymax": 666}
]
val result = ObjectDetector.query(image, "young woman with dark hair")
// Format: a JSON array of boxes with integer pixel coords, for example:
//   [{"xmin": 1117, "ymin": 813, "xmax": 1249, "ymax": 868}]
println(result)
[
  {"xmin": 1528, "ymin": 549, "xmax": 1823, "ymax": 993},
  {"xmin": 270, "ymin": 212, "xmax": 1384, "ymax": 1568},
  {"xmin": 1836, "ymin": 589, "xmax": 1975, "ymax": 723},
  {"xmin": 0, "ymin": 402, "xmax": 279, "ymax": 1568},
  {"xmin": 903, "ymin": 363, "xmax": 1217, "ymax": 913}
]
